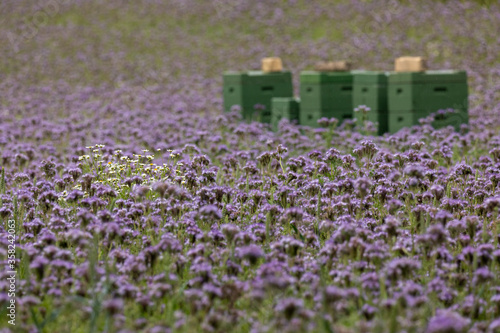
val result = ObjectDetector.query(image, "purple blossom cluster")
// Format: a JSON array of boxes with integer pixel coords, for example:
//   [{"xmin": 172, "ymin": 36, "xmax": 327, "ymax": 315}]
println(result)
[{"xmin": 0, "ymin": 0, "xmax": 500, "ymax": 332}]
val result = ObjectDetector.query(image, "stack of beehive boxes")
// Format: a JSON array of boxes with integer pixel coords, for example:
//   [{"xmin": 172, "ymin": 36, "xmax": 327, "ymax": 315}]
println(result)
[
  {"xmin": 222, "ymin": 57, "xmax": 469, "ymax": 134},
  {"xmin": 222, "ymin": 57, "xmax": 293, "ymax": 124},
  {"xmin": 299, "ymin": 70, "xmax": 355, "ymax": 128},
  {"xmin": 387, "ymin": 64, "xmax": 468, "ymax": 133}
]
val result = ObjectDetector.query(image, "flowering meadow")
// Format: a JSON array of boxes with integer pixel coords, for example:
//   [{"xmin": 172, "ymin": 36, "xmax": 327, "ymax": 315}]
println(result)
[{"xmin": 1, "ymin": 1, "xmax": 500, "ymax": 332}]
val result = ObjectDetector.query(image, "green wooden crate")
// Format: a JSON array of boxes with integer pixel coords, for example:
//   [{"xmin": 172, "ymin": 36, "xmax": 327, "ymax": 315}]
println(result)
[
  {"xmin": 300, "ymin": 108, "xmax": 353, "ymax": 128},
  {"xmin": 388, "ymin": 112, "xmax": 422, "ymax": 133},
  {"xmin": 353, "ymin": 71, "xmax": 389, "ymax": 135},
  {"xmin": 388, "ymin": 70, "xmax": 468, "ymax": 114},
  {"xmin": 299, "ymin": 108, "xmax": 322, "ymax": 128},
  {"xmin": 388, "ymin": 109, "xmax": 468, "ymax": 133},
  {"xmin": 223, "ymin": 71, "xmax": 293, "ymax": 123},
  {"xmin": 270, "ymin": 97, "xmax": 300, "ymax": 131},
  {"xmin": 387, "ymin": 70, "xmax": 468, "ymax": 133},
  {"xmin": 299, "ymin": 71, "xmax": 355, "ymax": 128},
  {"xmin": 431, "ymin": 109, "xmax": 469, "ymax": 132},
  {"xmin": 300, "ymin": 71, "xmax": 354, "ymax": 110}
]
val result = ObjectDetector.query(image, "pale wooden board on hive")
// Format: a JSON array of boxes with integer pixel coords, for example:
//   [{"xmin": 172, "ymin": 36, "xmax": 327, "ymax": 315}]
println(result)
[
  {"xmin": 314, "ymin": 61, "xmax": 351, "ymax": 72},
  {"xmin": 261, "ymin": 57, "xmax": 283, "ymax": 72},
  {"xmin": 395, "ymin": 56, "xmax": 427, "ymax": 72}
]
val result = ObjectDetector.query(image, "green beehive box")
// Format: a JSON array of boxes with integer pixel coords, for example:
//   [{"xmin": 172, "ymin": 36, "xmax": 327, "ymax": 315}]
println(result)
[
  {"xmin": 388, "ymin": 70, "xmax": 468, "ymax": 133},
  {"xmin": 353, "ymin": 71, "xmax": 389, "ymax": 135},
  {"xmin": 299, "ymin": 108, "xmax": 353, "ymax": 128},
  {"xmin": 431, "ymin": 109, "xmax": 469, "ymax": 132},
  {"xmin": 271, "ymin": 97, "xmax": 300, "ymax": 131},
  {"xmin": 388, "ymin": 111, "xmax": 426, "ymax": 133},
  {"xmin": 299, "ymin": 71, "xmax": 355, "ymax": 128},
  {"xmin": 223, "ymin": 71, "xmax": 293, "ymax": 123},
  {"xmin": 388, "ymin": 110, "xmax": 467, "ymax": 133}
]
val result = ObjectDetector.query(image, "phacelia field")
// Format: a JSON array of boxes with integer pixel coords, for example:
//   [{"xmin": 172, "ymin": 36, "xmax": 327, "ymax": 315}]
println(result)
[{"xmin": 1, "ymin": 1, "xmax": 500, "ymax": 332}]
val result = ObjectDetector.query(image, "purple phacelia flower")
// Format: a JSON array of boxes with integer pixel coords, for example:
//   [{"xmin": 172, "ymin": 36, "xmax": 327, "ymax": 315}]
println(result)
[
  {"xmin": 426, "ymin": 310, "xmax": 470, "ymax": 333},
  {"xmin": 237, "ymin": 245, "xmax": 264, "ymax": 265}
]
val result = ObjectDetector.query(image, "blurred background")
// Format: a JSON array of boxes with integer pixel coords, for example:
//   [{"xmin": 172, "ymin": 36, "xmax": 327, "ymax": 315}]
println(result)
[{"xmin": 0, "ymin": 0, "xmax": 498, "ymax": 122}]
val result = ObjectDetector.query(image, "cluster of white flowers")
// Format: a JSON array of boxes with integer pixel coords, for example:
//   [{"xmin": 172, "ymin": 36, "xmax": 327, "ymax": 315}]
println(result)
[{"xmin": 72, "ymin": 144, "xmax": 191, "ymax": 199}]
